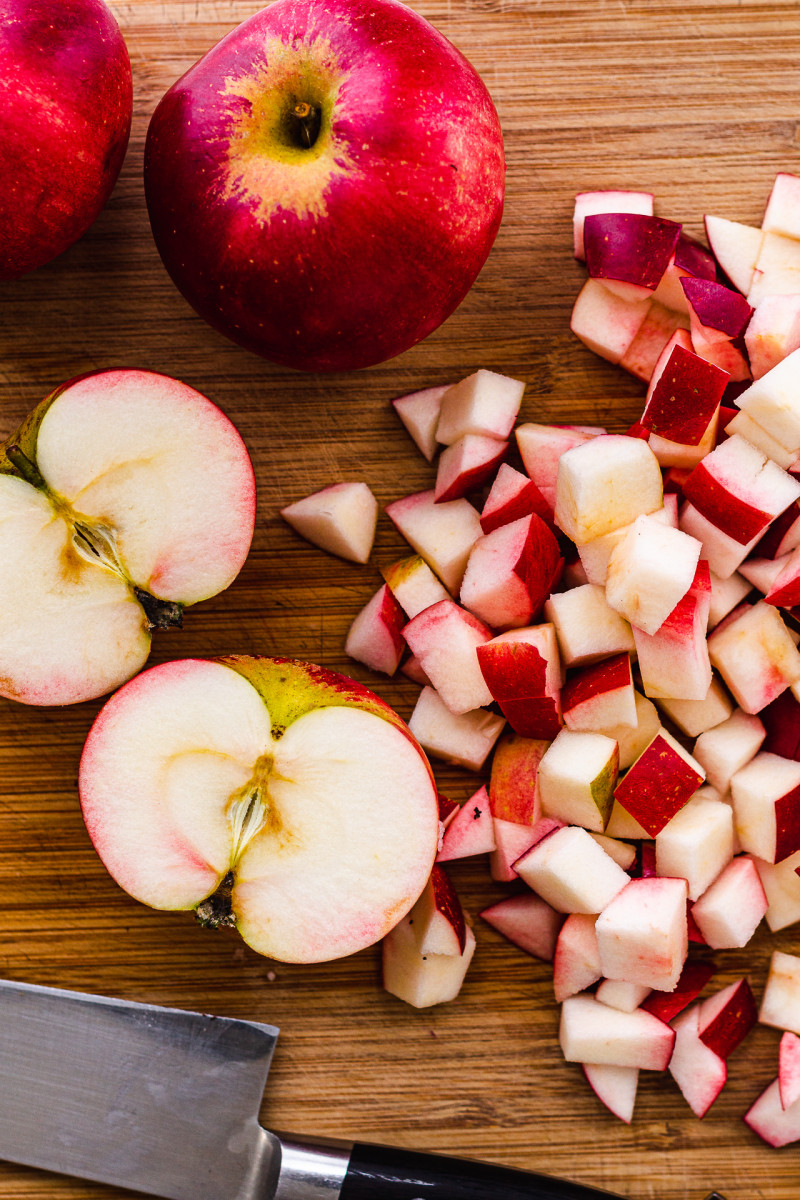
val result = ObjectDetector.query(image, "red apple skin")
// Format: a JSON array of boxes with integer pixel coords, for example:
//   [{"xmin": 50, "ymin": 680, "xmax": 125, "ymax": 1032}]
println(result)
[
  {"xmin": 642, "ymin": 344, "xmax": 728, "ymax": 444},
  {"xmin": 640, "ymin": 959, "xmax": 715, "ymax": 1023},
  {"xmin": 614, "ymin": 735, "xmax": 704, "ymax": 837},
  {"xmin": 0, "ymin": 0, "xmax": 132, "ymax": 279},
  {"xmin": 143, "ymin": 0, "xmax": 505, "ymax": 372}
]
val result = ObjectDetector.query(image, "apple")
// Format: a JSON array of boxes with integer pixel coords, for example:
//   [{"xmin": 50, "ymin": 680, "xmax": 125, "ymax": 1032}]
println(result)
[
  {"xmin": 79, "ymin": 655, "xmax": 440, "ymax": 964},
  {"xmin": 143, "ymin": 0, "xmax": 505, "ymax": 372},
  {"xmin": 0, "ymin": 369, "xmax": 255, "ymax": 706},
  {"xmin": 0, "ymin": 0, "xmax": 132, "ymax": 279}
]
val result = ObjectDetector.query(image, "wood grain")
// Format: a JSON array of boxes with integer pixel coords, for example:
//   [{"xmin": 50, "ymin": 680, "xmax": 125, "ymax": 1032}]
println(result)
[{"xmin": 1, "ymin": 1, "xmax": 799, "ymax": 1197}]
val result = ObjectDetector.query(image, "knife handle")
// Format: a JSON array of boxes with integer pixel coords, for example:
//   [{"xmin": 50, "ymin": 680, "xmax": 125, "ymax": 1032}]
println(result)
[{"xmin": 338, "ymin": 1141, "xmax": 624, "ymax": 1200}]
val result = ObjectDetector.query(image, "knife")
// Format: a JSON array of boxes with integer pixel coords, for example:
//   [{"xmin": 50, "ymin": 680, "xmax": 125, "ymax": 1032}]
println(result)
[{"xmin": 0, "ymin": 978, "xmax": 724, "ymax": 1200}]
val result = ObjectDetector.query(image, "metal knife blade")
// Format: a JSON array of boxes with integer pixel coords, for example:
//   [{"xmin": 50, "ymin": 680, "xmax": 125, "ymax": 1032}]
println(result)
[{"xmin": 0, "ymin": 978, "xmax": 282, "ymax": 1200}]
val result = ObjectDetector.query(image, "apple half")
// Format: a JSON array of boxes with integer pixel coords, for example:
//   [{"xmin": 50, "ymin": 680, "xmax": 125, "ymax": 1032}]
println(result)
[
  {"xmin": 0, "ymin": 369, "xmax": 255, "ymax": 705},
  {"xmin": 79, "ymin": 656, "xmax": 440, "ymax": 963}
]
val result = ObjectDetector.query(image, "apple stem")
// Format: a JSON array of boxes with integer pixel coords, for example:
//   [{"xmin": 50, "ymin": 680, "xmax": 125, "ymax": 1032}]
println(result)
[
  {"xmin": 5, "ymin": 444, "xmax": 45, "ymax": 490},
  {"xmin": 133, "ymin": 588, "xmax": 184, "ymax": 631},
  {"xmin": 291, "ymin": 100, "xmax": 321, "ymax": 149}
]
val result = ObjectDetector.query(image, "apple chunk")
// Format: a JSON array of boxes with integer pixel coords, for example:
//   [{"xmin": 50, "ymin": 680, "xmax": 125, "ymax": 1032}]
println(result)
[
  {"xmin": 79, "ymin": 656, "xmax": 440, "ymax": 964},
  {"xmin": 0, "ymin": 369, "xmax": 255, "ymax": 706}
]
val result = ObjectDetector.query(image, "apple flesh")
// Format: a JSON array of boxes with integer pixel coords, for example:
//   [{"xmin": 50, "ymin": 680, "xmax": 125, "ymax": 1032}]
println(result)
[
  {"xmin": 0, "ymin": 0, "xmax": 132, "ymax": 279},
  {"xmin": 79, "ymin": 655, "xmax": 440, "ymax": 964},
  {"xmin": 0, "ymin": 369, "xmax": 255, "ymax": 706},
  {"xmin": 143, "ymin": 0, "xmax": 505, "ymax": 372}
]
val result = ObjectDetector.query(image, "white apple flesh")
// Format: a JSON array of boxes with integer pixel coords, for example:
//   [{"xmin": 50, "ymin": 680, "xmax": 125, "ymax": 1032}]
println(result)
[
  {"xmin": 0, "ymin": 369, "xmax": 255, "ymax": 706},
  {"xmin": 79, "ymin": 656, "xmax": 440, "ymax": 964}
]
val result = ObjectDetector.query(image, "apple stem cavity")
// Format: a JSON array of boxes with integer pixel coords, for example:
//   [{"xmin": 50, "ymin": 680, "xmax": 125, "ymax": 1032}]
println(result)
[
  {"xmin": 290, "ymin": 99, "xmax": 322, "ymax": 150},
  {"xmin": 195, "ymin": 871, "xmax": 236, "ymax": 930},
  {"xmin": 132, "ymin": 588, "xmax": 184, "ymax": 631},
  {"xmin": 4, "ymin": 444, "xmax": 46, "ymax": 490}
]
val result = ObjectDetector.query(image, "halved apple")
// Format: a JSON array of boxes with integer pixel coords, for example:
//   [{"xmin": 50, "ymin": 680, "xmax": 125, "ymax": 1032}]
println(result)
[
  {"xmin": 0, "ymin": 369, "xmax": 256, "ymax": 705},
  {"xmin": 78, "ymin": 656, "xmax": 440, "ymax": 964}
]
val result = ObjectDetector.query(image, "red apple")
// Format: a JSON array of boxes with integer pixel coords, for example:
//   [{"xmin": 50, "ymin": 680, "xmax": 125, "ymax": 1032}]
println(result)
[
  {"xmin": 143, "ymin": 0, "xmax": 505, "ymax": 371},
  {"xmin": 0, "ymin": 0, "xmax": 132, "ymax": 278}
]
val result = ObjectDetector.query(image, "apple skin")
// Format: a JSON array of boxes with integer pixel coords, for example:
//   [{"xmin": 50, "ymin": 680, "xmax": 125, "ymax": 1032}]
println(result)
[
  {"xmin": 0, "ymin": 0, "xmax": 132, "ymax": 279},
  {"xmin": 143, "ymin": 0, "xmax": 505, "ymax": 372}
]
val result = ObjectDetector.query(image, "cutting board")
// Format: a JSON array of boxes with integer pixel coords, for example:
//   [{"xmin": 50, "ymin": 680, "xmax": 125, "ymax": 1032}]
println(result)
[{"xmin": 1, "ymin": 1, "xmax": 799, "ymax": 1197}]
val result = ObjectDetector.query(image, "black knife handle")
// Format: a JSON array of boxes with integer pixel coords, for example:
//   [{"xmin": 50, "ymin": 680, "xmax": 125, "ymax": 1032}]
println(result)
[{"xmin": 338, "ymin": 1142, "xmax": 625, "ymax": 1200}]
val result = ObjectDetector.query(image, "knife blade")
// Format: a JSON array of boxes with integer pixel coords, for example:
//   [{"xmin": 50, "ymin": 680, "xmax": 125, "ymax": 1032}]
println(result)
[{"xmin": 0, "ymin": 978, "xmax": 724, "ymax": 1200}]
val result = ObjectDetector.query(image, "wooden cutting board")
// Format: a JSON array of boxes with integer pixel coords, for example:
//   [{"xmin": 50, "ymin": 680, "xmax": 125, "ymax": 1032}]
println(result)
[{"xmin": 1, "ymin": 1, "xmax": 799, "ymax": 1196}]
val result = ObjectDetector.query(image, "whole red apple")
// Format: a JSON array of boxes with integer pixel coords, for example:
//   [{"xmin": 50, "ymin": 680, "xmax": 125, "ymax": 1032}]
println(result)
[
  {"xmin": 144, "ymin": 0, "xmax": 505, "ymax": 372},
  {"xmin": 0, "ymin": 0, "xmax": 132, "ymax": 280}
]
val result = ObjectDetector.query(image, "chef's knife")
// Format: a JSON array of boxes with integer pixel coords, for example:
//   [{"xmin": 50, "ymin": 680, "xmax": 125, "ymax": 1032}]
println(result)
[{"xmin": 0, "ymin": 978, "xmax": 723, "ymax": 1200}]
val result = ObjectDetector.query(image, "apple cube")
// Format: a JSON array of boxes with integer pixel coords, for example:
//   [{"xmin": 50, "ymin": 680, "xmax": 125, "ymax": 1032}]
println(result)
[
  {"xmin": 561, "ymin": 653, "xmax": 636, "ymax": 732},
  {"xmin": 384, "ymin": 490, "xmax": 482, "ymax": 593},
  {"xmin": 760, "ymin": 950, "xmax": 800, "ymax": 1035},
  {"xmin": 489, "ymin": 818, "xmax": 540, "ymax": 884},
  {"xmin": 435, "ymin": 369, "xmax": 524, "ymax": 446},
  {"xmin": 480, "ymin": 892, "xmax": 564, "ymax": 961},
  {"xmin": 697, "ymin": 978, "xmax": 758, "ymax": 1059},
  {"xmin": 402, "ymin": 600, "xmax": 493, "ymax": 715},
  {"xmin": 753, "ymin": 500, "xmax": 800, "ymax": 560},
  {"xmin": 723, "ymin": 407, "xmax": 799, "ymax": 470},
  {"xmin": 746, "ymin": 294, "xmax": 800, "ymax": 380},
  {"xmin": 583, "ymin": 212, "xmax": 681, "ymax": 302},
  {"xmin": 589, "ymin": 833, "xmax": 637, "ymax": 871},
  {"xmin": 707, "ymin": 600, "xmax": 800, "ymax": 713},
  {"xmin": 581, "ymin": 1063, "xmax": 639, "ymax": 1125},
  {"xmin": 703, "ymin": 214, "xmax": 763, "ymax": 296},
  {"xmin": 693, "ymin": 708, "xmax": 766, "ymax": 794},
  {"xmin": 753, "ymin": 849, "xmax": 800, "ymax": 932},
  {"xmin": 595, "ymin": 978, "xmax": 651, "ymax": 1014},
  {"xmin": 489, "ymin": 732, "xmax": 547, "ymax": 826},
  {"xmin": 605, "ymin": 515, "xmax": 701, "ymax": 636},
  {"xmin": 595, "ymin": 876, "xmax": 688, "ymax": 992},
  {"xmin": 604, "ymin": 801, "xmax": 650, "ymax": 841},
  {"xmin": 707, "ymin": 567, "xmax": 753, "ymax": 629},
  {"xmin": 572, "ymin": 190, "xmax": 654, "ymax": 259},
  {"xmin": 538, "ymin": 729, "xmax": 619, "ymax": 832},
  {"xmin": 480, "ymin": 463, "xmax": 554, "ymax": 534},
  {"xmin": 514, "ymin": 824, "xmax": 629, "ymax": 915},
  {"xmin": 576, "ymin": 503, "xmax": 677, "ymax": 588},
  {"xmin": 762, "ymin": 172, "xmax": 800, "ymax": 238},
  {"xmin": 382, "ymin": 915, "xmax": 476, "ymax": 1009},
  {"xmin": 761, "ymin": 687, "xmax": 800, "ymax": 760},
  {"xmin": 554, "ymin": 434, "xmax": 663, "ymax": 546},
  {"xmin": 407, "ymin": 686, "xmax": 505, "ymax": 772},
  {"xmin": 730, "ymin": 751, "xmax": 800, "ymax": 863},
  {"xmin": 553, "ymin": 913, "xmax": 602, "ymax": 1002},
  {"xmin": 460, "ymin": 513, "xmax": 563, "ymax": 631},
  {"xmin": 655, "ymin": 674, "xmax": 733, "ymax": 739},
  {"xmin": 409, "ymin": 865, "xmax": 467, "ymax": 956},
  {"xmin": 641, "ymin": 341, "xmax": 728, "ymax": 445},
  {"xmin": 651, "ymin": 233, "xmax": 717, "ymax": 312},
  {"xmin": 391, "ymin": 384, "xmax": 448, "ymax": 461},
  {"xmin": 668, "ymin": 1004, "xmax": 727, "ymax": 1119},
  {"xmin": 735, "ymin": 345, "xmax": 800, "ymax": 454},
  {"xmin": 640, "ymin": 959, "xmax": 716, "ymax": 1023},
  {"xmin": 436, "ymin": 785, "xmax": 496, "ymax": 862},
  {"xmin": 434, "ymin": 434, "xmax": 508, "ymax": 503},
  {"xmin": 569, "ymin": 277, "xmax": 652, "ymax": 364},
  {"xmin": 559, "ymin": 994, "xmax": 675, "ymax": 1071},
  {"xmin": 544, "ymin": 584, "xmax": 635, "ymax": 668},
  {"xmin": 281, "ymin": 480, "xmax": 378, "ymax": 563},
  {"xmin": 344, "ymin": 583, "xmax": 406, "ymax": 675},
  {"xmin": 655, "ymin": 794, "xmax": 734, "ymax": 901},
  {"xmin": 381, "ymin": 554, "xmax": 450, "ymax": 620},
  {"xmin": 678, "ymin": 500, "xmax": 765, "ymax": 578},
  {"xmin": 691, "ymin": 855, "xmax": 768, "ymax": 949},
  {"xmin": 745, "ymin": 1076, "xmax": 800, "ymax": 1148},
  {"xmin": 613, "ymin": 728, "xmax": 705, "ymax": 837},
  {"xmin": 682, "ymin": 276, "xmax": 753, "ymax": 340},
  {"xmin": 780, "ymin": 1031, "xmax": 800, "ymax": 1110},
  {"xmin": 477, "ymin": 624, "xmax": 563, "ymax": 739},
  {"xmin": 748, "ymin": 231, "xmax": 800, "ymax": 306}
]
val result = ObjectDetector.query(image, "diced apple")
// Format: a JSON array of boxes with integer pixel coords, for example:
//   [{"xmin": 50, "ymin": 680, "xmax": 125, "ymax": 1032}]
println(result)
[
  {"xmin": 402, "ymin": 600, "xmax": 492, "ymax": 715},
  {"xmin": 489, "ymin": 732, "xmax": 547, "ymax": 826},
  {"xmin": 595, "ymin": 978, "xmax": 651, "ymax": 1014},
  {"xmin": 759, "ymin": 949, "xmax": 800, "ymax": 1035},
  {"xmin": 384, "ymin": 490, "xmax": 482, "ymax": 593},
  {"xmin": 589, "ymin": 833, "xmax": 637, "ymax": 871},
  {"xmin": 344, "ymin": 583, "xmax": 406, "ymax": 676},
  {"xmin": 598, "ymin": 691, "xmax": 661, "ymax": 773},
  {"xmin": 553, "ymin": 913, "xmax": 602, "ymax": 1002},
  {"xmin": 614, "ymin": 728, "xmax": 705, "ymax": 836},
  {"xmin": 683, "ymin": 434, "xmax": 800, "ymax": 547},
  {"xmin": 668, "ymin": 1004, "xmax": 727, "ymax": 1118},
  {"xmin": 433, "ymin": 434, "xmax": 508, "ymax": 503},
  {"xmin": 735, "ymin": 346, "xmax": 800, "ymax": 454},
  {"xmin": 480, "ymin": 892, "xmax": 564, "ymax": 961},
  {"xmin": 745, "ymin": 1076, "xmax": 800, "ymax": 1148},
  {"xmin": 655, "ymin": 793, "xmax": 734, "ymax": 901},
  {"xmin": 692, "ymin": 708, "xmax": 766, "ymax": 794},
  {"xmin": 745, "ymin": 294, "xmax": 800, "ymax": 380},
  {"xmin": 515, "ymin": 422, "xmax": 596, "ymax": 503},
  {"xmin": 559, "ymin": 993, "xmax": 675, "ymax": 1070},
  {"xmin": 514, "ymin": 824, "xmax": 629, "ymax": 915},
  {"xmin": 753, "ymin": 849, "xmax": 800, "ymax": 932},
  {"xmin": 544, "ymin": 584, "xmax": 636, "ymax": 668},
  {"xmin": 281, "ymin": 481, "xmax": 378, "ymax": 563},
  {"xmin": 572, "ymin": 190, "xmax": 654, "ymax": 260},
  {"xmin": 480, "ymin": 463, "xmax": 554, "ymax": 534},
  {"xmin": 619, "ymin": 301, "xmax": 690, "ymax": 383},
  {"xmin": 477, "ymin": 625, "xmax": 563, "ymax": 740},
  {"xmin": 435, "ymin": 369, "xmax": 524, "ymax": 446},
  {"xmin": 436, "ymin": 785, "xmax": 496, "ymax": 862},
  {"xmin": 391, "ymin": 384, "xmax": 448, "ymax": 461},
  {"xmin": 780, "ymin": 1031, "xmax": 800, "ymax": 1110},
  {"xmin": 605, "ymin": 514, "xmax": 701, "ymax": 636},
  {"xmin": 696, "ymin": 978, "xmax": 758, "ymax": 1059},
  {"xmin": 703, "ymin": 213, "xmax": 763, "ymax": 296},
  {"xmin": 381, "ymin": 554, "xmax": 450, "ymax": 620},
  {"xmin": 407, "ymin": 686, "xmax": 505, "ymax": 772},
  {"xmin": 595, "ymin": 876, "xmax": 688, "ymax": 992},
  {"xmin": 707, "ymin": 600, "xmax": 800, "ymax": 713},
  {"xmin": 691, "ymin": 855, "xmax": 768, "ymax": 948},
  {"xmin": 554, "ymin": 435, "xmax": 663, "ymax": 546},
  {"xmin": 583, "ymin": 213, "xmax": 681, "ymax": 303},
  {"xmin": 570, "ymin": 278, "xmax": 653, "ymax": 363},
  {"xmin": 460, "ymin": 513, "xmax": 563, "ymax": 630},
  {"xmin": 382, "ymin": 915, "xmax": 476, "ymax": 1009},
  {"xmin": 561, "ymin": 653, "xmax": 636, "ymax": 732},
  {"xmin": 581, "ymin": 1062, "xmax": 639, "ymax": 1124},
  {"xmin": 655, "ymin": 674, "xmax": 732, "ymax": 739},
  {"xmin": 411, "ymin": 865, "xmax": 467, "ymax": 956},
  {"xmin": 641, "ymin": 340, "xmax": 728, "ymax": 446},
  {"xmin": 730, "ymin": 752, "xmax": 800, "ymax": 863},
  {"xmin": 538, "ymin": 728, "xmax": 619, "ymax": 832}
]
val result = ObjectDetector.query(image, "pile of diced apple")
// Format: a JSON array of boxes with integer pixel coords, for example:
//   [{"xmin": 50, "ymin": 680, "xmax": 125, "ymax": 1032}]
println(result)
[{"xmin": 280, "ymin": 171, "xmax": 800, "ymax": 1140}]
